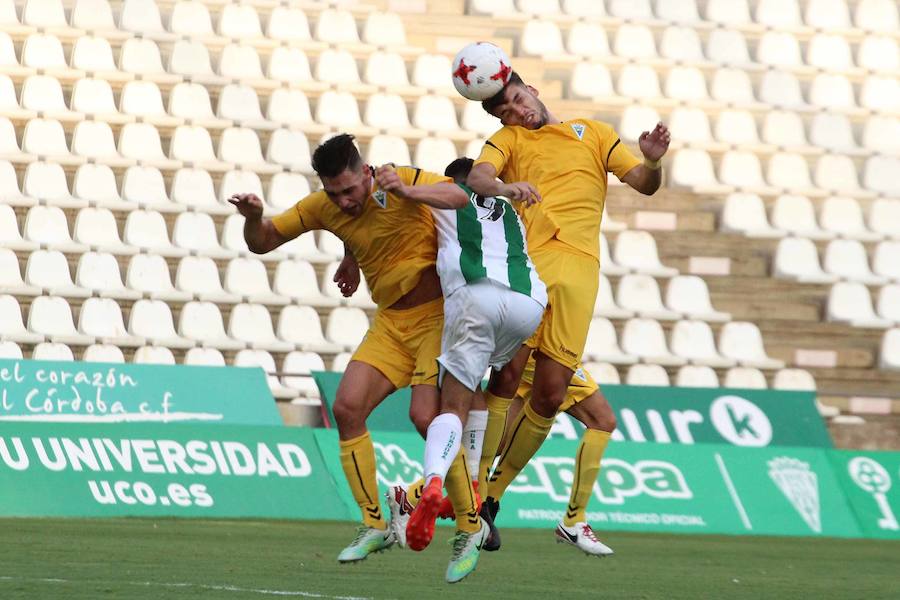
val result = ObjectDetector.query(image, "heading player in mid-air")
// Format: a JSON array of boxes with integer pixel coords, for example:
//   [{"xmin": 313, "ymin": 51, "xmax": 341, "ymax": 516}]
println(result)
[
  {"xmin": 229, "ymin": 134, "xmax": 482, "ymax": 578},
  {"xmin": 467, "ymin": 71, "xmax": 670, "ymax": 554}
]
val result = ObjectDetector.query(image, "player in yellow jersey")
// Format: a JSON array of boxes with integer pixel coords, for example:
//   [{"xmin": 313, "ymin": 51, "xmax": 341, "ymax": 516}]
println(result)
[
  {"xmin": 229, "ymin": 134, "xmax": 483, "ymax": 578},
  {"xmin": 466, "ymin": 72, "xmax": 670, "ymax": 554}
]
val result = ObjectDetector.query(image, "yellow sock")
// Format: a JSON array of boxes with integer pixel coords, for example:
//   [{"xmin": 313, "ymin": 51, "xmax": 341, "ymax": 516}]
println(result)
[
  {"xmin": 479, "ymin": 392, "xmax": 512, "ymax": 493},
  {"xmin": 338, "ymin": 432, "xmax": 385, "ymax": 529},
  {"xmin": 487, "ymin": 400, "xmax": 554, "ymax": 501},
  {"xmin": 564, "ymin": 429, "xmax": 611, "ymax": 527},
  {"xmin": 407, "ymin": 478, "xmax": 425, "ymax": 508},
  {"xmin": 445, "ymin": 450, "xmax": 480, "ymax": 533}
]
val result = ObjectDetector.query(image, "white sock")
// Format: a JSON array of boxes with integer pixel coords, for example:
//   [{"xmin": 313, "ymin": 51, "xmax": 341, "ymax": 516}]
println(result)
[
  {"xmin": 463, "ymin": 409, "xmax": 488, "ymax": 484},
  {"xmin": 423, "ymin": 413, "xmax": 463, "ymax": 484}
]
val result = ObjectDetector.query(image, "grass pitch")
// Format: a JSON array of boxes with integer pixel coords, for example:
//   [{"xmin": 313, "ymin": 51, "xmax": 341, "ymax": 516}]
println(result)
[{"xmin": 1, "ymin": 518, "xmax": 896, "ymax": 600}]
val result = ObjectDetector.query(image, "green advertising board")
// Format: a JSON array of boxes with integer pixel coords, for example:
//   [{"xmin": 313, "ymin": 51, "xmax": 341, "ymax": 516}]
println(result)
[
  {"xmin": 313, "ymin": 429, "xmax": 861, "ymax": 538},
  {"xmin": 0, "ymin": 422, "xmax": 349, "ymax": 520},
  {"xmin": 311, "ymin": 372, "xmax": 832, "ymax": 448},
  {"xmin": 0, "ymin": 359, "xmax": 281, "ymax": 425},
  {"xmin": 828, "ymin": 450, "xmax": 900, "ymax": 539}
]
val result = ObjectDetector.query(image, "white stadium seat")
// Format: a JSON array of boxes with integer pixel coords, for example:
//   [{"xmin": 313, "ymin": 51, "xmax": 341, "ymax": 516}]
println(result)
[
  {"xmin": 756, "ymin": 0, "xmax": 803, "ymax": 29},
  {"xmin": 229, "ymin": 303, "xmax": 293, "ymax": 353},
  {"xmin": 315, "ymin": 9, "xmax": 361, "ymax": 45},
  {"xmin": 616, "ymin": 274, "xmax": 680, "ymax": 320},
  {"xmin": 268, "ymin": 173, "xmax": 311, "ymax": 211},
  {"xmin": 756, "ymin": 32, "xmax": 803, "ymax": 69},
  {"xmin": 827, "ymin": 282, "xmax": 892, "ymax": 328},
  {"xmin": 521, "ymin": 19, "xmax": 565, "ymax": 57},
  {"xmin": 724, "ymin": 367, "xmax": 767, "ymax": 389},
  {"xmin": 23, "ymin": 162, "xmax": 83, "ymax": 208},
  {"xmin": 600, "ymin": 234, "xmax": 627, "ymax": 276},
  {"xmin": 621, "ymin": 318, "xmax": 686, "ymax": 366},
  {"xmin": 266, "ymin": 7, "xmax": 313, "ymax": 43},
  {"xmin": 670, "ymin": 320, "xmax": 735, "ymax": 367},
  {"xmin": 73, "ymin": 208, "xmax": 137, "ymax": 254},
  {"xmin": 184, "ymin": 347, "xmax": 226, "ymax": 367},
  {"xmin": 815, "ymin": 155, "xmax": 871, "ymax": 198},
  {"xmin": 76, "ymin": 251, "xmax": 140, "ymax": 300},
  {"xmin": 855, "ymin": 0, "xmax": 899, "ymax": 33},
  {"xmin": 819, "ymin": 197, "xmax": 880, "ymax": 242},
  {"xmin": 625, "ymin": 364, "xmax": 670, "ymax": 387},
  {"xmin": 857, "ymin": 36, "xmax": 899, "ymax": 72},
  {"xmin": 676, "ymin": 365, "xmax": 719, "ymax": 388},
  {"xmin": 83, "ymin": 344, "xmax": 125, "ymax": 364},
  {"xmin": 218, "ymin": 3, "xmax": 263, "ymax": 40},
  {"xmin": 881, "ymin": 329, "xmax": 900, "ymax": 370},
  {"xmin": 719, "ymin": 153, "xmax": 778, "ymax": 196},
  {"xmin": 124, "ymin": 210, "xmax": 186, "ymax": 257},
  {"xmin": 873, "ymin": 242, "xmax": 900, "ymax": 280},
  {"xmin": 71, "ymin": 0, "xmax": 120, "ymax": 33},
  {"xmin": 617, "ymin": 65, "xmax": 662, "ymax": 101},
  {"xmin": 810, "ymin": 75, "xmax": 857, "ymax": 111},
  {"xmin": 274, "ymin": 260, "xmax": 339, "ymax": 308},
  {"xmin": 126, "ymin": 254, "xmax": 190, "ymax": 302},
  {"xmin": 823, "ymin": 239, "xmax": 888, "ymax": 285},
  {"xmin": 718, "ymin": 322, "xmax": 784, "ymax": 369},
  {"xmin": 171, "ymin": 168, "xmax": 223, "ymax": 213},
  {"xmin": 224, "ymin": 258, "xmax": 287, "ymax": 306},
  {"xmin": 567, "ymin": 23, "xmax": 611, "ymax": 58},
  {"xmin": 415, "ymin": 137, "xmax": 457, "ymax": 174},
  {"xmin": 133, "ymin": 346, "xmax": 176, "ymax": 365},
  {"xmin": 168, "ymin": 41, "xmax": 223, "ymax": 84},
  {"xmin": 807, "ymin": 34, "xmax": 855, "ymax": 72},
  {"xmin": 235, "ymin": 349, "xmax": 295, "ymax": 399},
  {"xmin": 869, "ymin": 202, "xmax": 900, "ymax": 239},
  {"xmin": 21, "ymin": 76, "xmax": 81, "ymax": 122},
  {"xmin": 721, "ymin": 193, "xmax": 784, "ymax": 238},
  {"xmin": 805, "ymin": 0, "xmax": 853, "ymax": 30},
  {"xmin": 862, "ymin": 116, "xmax": 900, "ymax": 155},
  {"xmin": 367, "ymin": 135, "xmax": 412, "ymax": 166},
  {"xmin": 773, "ymin": 237, "xmax": 838, "ymax": 284},
  {"xmin": 710, "ymin": 69, "xmax": 760, "ymax": 107},
  {"xmin": 25, "ymin": 250, "xmax": 90, "ymax": 298},
  {"xmin": 325, "ymin": 307, "xmax": 369, "ymax": 350},
  {"xmin": 864, "ymin": 156, "xmax": 900, "ymax": 196},
  {"xmin": 269, "ymin": 47, "xmax": 316, "ymax": 87},
  {"xmin": 24, "ymin": 205, "xmax": 88, "ymax": 252},
  {"xmin": 169, "ymin": 1, "xmax": 215, "ymax": 37},
  {"xmin": 0, "ymin": 205, "xmax": 37, "ymax": 252},
  {"xmin": 759, "ymin": 71, "xmax": 808, "ymax": 110},
  {"xmin": 767, "ymin": 153, "xmax": 819, "ymax": 197},
  {"xmin": 32, "ymin": 342, "xmax": 74, "ymax": 361},
  {"xmin": 665, "ymin": 276, "xmax": 730, "ymax": 322},
  {"xmin": 877, "ymin": 285, "xmax": 900, "ymax": 324},
  {"xmin": 218, "ymin": 44, "xmax": 266, "ymax": 81},
  {"xmin": 178, "ymin": 301, "xmax": 243, "ymax": 350},
  {"xmin": 583, "ymin": 317, "xmax": 637, "ymax": 364},
  {"xmin": 771, "ymin": 195, "xmax": 833, "ymax": 240},
  {"xmin": 27, "ymin": 295, "xmax": 93, "ymax": 345},
  {"xmin": 412, "ymin": 54, "xmax": 456, "ymax": 95},
  {"xmin": 282, "ymin": 351, "xmax": 326, "ymax": 397},
  {"xmin": 176, "ymin": 256, "xmax": 239, "ymax": 303},
  {"xmin": 659, "ymin": 26, "xmax": 704, "ymax": 62},
  {"xmin": 594, "ymin": 274, "xmax": 633, "ymax": 320},
  {"xmin": 570, "ymin": 62, "xmax": 618, "ymax": 101},
  {"xmin": 612, "ymin": 231, "xmax": 678, "ymax": 277},
  {"xmin": 315, "ymin": 49, "xmax": 363, "ymax": 88},
  {"xmin": 0, "ymin": 248, "xmax": 40, "ymax": 296},
  {"xmin": 277, "ymin": 305, "xmax": 342, "ymax": 354},
  {"xmin": 0, "ymin": 294, "xmax": 43, "ymax": 343},
  {"xmin": 22, "ymin": 118, "xmax": 79, "ymax": 164},
  {"xmin": 78, "ymin": 297, "xmax": 143, "ymax": 346},
  {"xmin": 119, "ymin": 0, "xmax": 173, "ymax": 41},
  {"xmin": 583, "ymin": 362, "xmax": 620, "ymax": 385},
  {"xmin": 773, "ymin": 369, "xmax": 817, "ymax": 391}
]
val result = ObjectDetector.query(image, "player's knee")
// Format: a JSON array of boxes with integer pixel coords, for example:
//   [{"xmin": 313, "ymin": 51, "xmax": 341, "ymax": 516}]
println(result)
[
  {"xmin": 408, "ymin": 402, "xmax": 436, "ymax": 437},
  {"xmin": 488, "ymin": 363, "xmax": 523, "ymax": 397},
  {"xmin": 332, "ymin": 395, "xmax": 363, "ymax": 431},
  {"xmin": 583, "ymin": 398, "xmax": 617, "ymax": 433}
]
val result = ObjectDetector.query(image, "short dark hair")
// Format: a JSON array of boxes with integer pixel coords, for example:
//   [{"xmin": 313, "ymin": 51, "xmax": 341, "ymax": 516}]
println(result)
[
  {"xmin": 312, "ymin": 133, "xmax": 362, "ymax": 178},
  {"xmin": 444, "ymin": 157, "xmax": 474, "ymax": 182},
  {"xmin": 481, "ymin": 71, "xmax": 525, "ymax": 116}
]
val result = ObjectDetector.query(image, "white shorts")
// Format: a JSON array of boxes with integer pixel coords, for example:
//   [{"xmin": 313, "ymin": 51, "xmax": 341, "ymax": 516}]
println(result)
[{"xmin": 438, "ymin": 279, "xmax": 544, "ymax": 391}]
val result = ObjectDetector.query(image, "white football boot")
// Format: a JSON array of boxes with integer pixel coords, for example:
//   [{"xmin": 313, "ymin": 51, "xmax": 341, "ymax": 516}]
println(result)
[
  {"xmin": 386, "ymin": 485, "xmax": 414, "ymax": 549},
  {"xmin": 554, "ymin": 522, "xmax": 614, "ymax": 557}
]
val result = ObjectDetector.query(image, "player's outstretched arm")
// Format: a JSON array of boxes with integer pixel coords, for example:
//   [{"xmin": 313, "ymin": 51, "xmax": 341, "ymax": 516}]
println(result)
[
  {"xmin": 228, "ymin": 193, "xmax": 289, "ymax": 254},
  {"xmin": 374, "ymin": 165, "xmax": 469, "ymax": 209},
  {"xmin": 467, "ymin": 162, "xmax": 541, "ymax": 206},
  {"xmin": 621, "ymin": 122, "xmax": 671, "ymax": 196}
]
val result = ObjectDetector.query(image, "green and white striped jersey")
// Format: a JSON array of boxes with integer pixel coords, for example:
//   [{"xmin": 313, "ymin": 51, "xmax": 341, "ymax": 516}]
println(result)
[{"xmin": 431, "ymin": 184, "xmax": 547, "ymax": 306}]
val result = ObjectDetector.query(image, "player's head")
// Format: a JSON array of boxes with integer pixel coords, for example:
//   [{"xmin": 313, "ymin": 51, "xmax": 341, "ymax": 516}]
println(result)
[
  {"xmin": 444, "ymin": 157, "xmax": 474, "ymax": 185},
  {"xmin": 481, "ymin": 71, "xmax": 550, "ymax": 130},
  {"xmin": 312, "ymin": 134, "xmax": 370, "ymax": 217}
]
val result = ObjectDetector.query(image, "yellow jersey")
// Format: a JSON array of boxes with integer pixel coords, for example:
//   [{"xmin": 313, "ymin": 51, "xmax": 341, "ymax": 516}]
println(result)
[
  {"xmin": 271, "ymin": 166, "xmax": 447, "ymax": 309},
  {"xmin": 475, "ymin": 119, "xmax": 641, "ymax": 260}
]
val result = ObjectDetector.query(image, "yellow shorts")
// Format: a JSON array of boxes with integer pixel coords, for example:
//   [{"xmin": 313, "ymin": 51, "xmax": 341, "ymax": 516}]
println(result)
[
  {"xmin": 515, "ymin": 353, "xmax": 599, "ymax": 413},
  {"xmin": 527, "ymin": 240, "xmax": 600, "ymax": 371},
  {"xmin": 351, "ymin": 297, "xmax": 443, "ymax": 389}
]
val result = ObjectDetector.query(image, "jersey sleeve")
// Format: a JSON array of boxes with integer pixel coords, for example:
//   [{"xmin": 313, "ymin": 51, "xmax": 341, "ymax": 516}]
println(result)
[
  {"xmin": 597, "ymin": 122, "xmax": 642, "ymax": 180},
  {"xmin": 271, "ymin": 192, "xmax": 324, "ymax": 239},
  {"xmin": 474, "ymin": 126, "xmax": 515, "ymax": 176},
  {"xmin": 396, "ymin": 166, "xmax": 451, "ymax": 186}
]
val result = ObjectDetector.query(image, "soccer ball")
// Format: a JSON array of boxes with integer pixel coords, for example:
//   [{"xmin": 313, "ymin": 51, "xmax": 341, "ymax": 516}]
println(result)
[{"xmin": 451, "ymin": 42, "xmax": 513, "ymax": 101}]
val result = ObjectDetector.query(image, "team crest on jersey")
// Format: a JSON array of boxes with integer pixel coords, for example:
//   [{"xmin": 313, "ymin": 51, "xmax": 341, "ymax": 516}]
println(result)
[
  {"xmin": 571, "ymin": 123, "xmax": 586, "ymax": 141},
  {"xmin": 372, "ymin": 189, "xmax": 388, "ymax": 208},
  {"xmin": 472, "ymin": 194, "xmax": 505, "ymax": 222}
]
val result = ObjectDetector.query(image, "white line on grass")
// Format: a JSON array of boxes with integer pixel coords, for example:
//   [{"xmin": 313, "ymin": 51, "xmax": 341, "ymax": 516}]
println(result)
[{"xmin": 0, "ymin": 576, "xmax": 372, "ymax": 599}]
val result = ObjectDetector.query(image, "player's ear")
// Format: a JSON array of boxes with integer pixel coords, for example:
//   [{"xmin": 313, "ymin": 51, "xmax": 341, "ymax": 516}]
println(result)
[{"xmin": 526, "ymin": 84, "xmax": 539, "ymax": 98}]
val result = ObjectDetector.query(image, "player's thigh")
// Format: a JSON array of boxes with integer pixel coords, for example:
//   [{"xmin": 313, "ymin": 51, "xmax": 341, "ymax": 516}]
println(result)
[
  {"xmin": 438, "ymin": 282, "xmax": 501, "ymax": 392},
  {"xmin": 488, "ymin": 344, "xmax": 532, "ymax": 397},
  {"xmin": 352, "ymin": 310, "xmax": 417, "ymax": 390},
  {"xmin": 333, "ymin": 360, "xmax": 397, "ymax": 437},
  {"xmin": 532, "ymin": 250, "xmax": 599, "ymax": 371},
  {"xmin": 491, "ymin": 287, "xmax": 544, "ymax": 370}
]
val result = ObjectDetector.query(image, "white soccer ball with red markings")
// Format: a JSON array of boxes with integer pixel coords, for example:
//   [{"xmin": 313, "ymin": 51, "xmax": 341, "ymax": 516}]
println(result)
[{"xmin": 451, "ymin": 42, "xmax": 513, "ymax": 101}]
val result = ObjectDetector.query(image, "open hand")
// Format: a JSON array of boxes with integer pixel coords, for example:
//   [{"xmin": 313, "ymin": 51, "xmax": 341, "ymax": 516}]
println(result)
[{"xmin": 638, "ymin": 122, "xmax": 671, "ymax": 162}]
